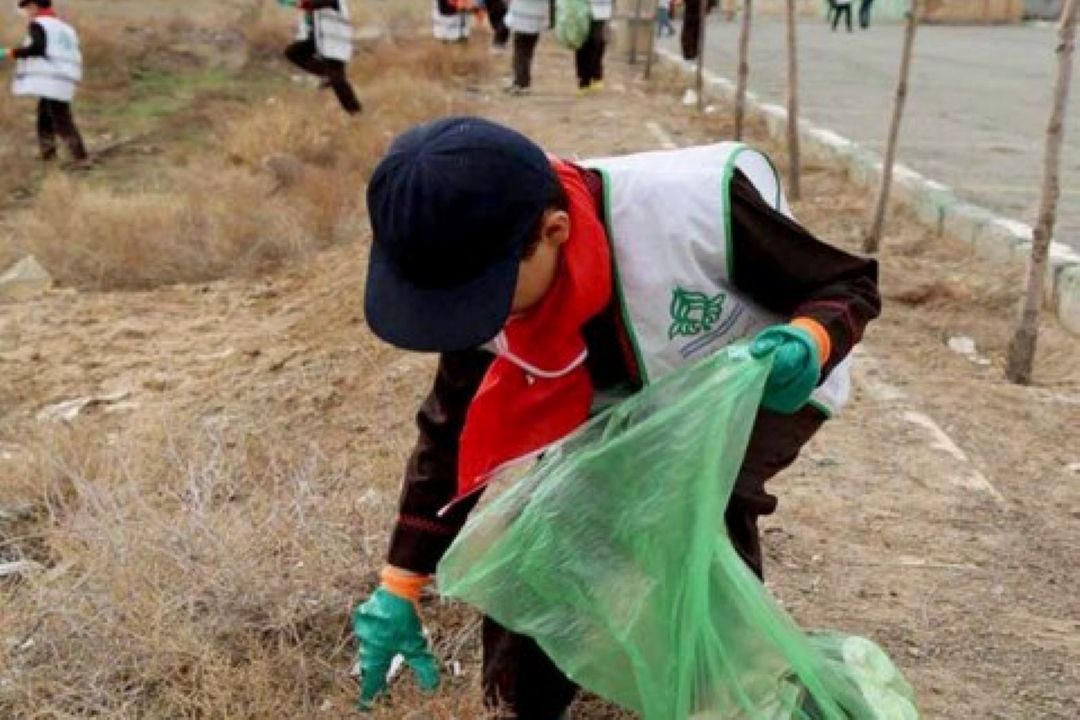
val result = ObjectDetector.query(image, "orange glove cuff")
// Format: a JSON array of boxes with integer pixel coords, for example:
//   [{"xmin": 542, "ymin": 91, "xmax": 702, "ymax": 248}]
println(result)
[
  {"xmin": 790, "ymin": 317, "xmax": 832, "ymax": 368},
  {"xmin": 380, "ymin": 566, "xmax": 431, "ymax": 603}
]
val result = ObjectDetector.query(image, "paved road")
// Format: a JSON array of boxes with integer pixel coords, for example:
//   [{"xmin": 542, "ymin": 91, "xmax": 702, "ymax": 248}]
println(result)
[{"xmin": 665, "ymin": 20, "xmax": 1080, "ymax": 250}]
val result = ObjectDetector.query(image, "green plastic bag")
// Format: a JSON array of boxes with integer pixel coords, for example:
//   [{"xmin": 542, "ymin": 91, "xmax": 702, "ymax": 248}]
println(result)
[
  {"xmin": 438, "ymin": 346, "xmax": 919, "ymax": 720},
  {"xmin": 556, "ymin": 0, "xmax": 592, "ymax": 49}
]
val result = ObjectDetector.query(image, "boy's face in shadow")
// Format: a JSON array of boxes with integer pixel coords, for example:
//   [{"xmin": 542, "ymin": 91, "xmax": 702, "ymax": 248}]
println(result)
[{"xmin": 510, "ymin": 209, "xmax": 570, "ymax": 313}]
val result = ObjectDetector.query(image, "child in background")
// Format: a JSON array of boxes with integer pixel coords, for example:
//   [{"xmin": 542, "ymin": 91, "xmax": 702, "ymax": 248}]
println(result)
[
  {"xmin": 0, "ymin": 0, "xmax": 88, "ymax": 165},
  {"xmin": 280, "ymin": 0, "xmax": 361, "ymax": 114},
  {"xmin": 657, "ymin": 0, "xmax": 677, "ymax": 37},
  {"xmin": 433, "ymin": 0, "xmax": 473, "ymax": 43}
]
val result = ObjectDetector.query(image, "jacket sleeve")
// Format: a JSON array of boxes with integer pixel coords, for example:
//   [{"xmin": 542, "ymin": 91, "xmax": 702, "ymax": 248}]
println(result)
[
  {"xmin": 386, "ymin": 349, "xmax": 493, "ymax": 574},
  {"xmin": 728, "ymin": 170, "xmax": 881, "ymax": 377},
  {"xmin": 12, "ymin": 22, "xmax": 46, "ymax": 60}
]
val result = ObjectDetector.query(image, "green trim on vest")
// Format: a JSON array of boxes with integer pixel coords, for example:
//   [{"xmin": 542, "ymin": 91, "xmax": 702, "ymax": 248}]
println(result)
[
  {"xmin": 808, "ymin": 398, "xmax": 834, "ymax": 419},
  {"xmin": 721, "ymin": 147, "xmax": 744, "ymax": 282},
  {"xmin": 597, "ymin": 167, "xmax": 651, "ymax": 386},
  {"xmin": 721, "ymin": 144, "xmax": 784, "ymax": 282},
  {"xmin": 762, "ymin": 152, "xmax": 784, "ymax": 208}
]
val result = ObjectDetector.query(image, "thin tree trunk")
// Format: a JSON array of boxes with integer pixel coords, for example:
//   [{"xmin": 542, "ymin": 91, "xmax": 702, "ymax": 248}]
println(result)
[
  {"xmin": 644, "ymin": 0, "xmax": 658, "ymax": 79},
  {"xmin": 696, "ymin": 0, "xmax": 708, "ymax": 110},
  {"xmin": 864, "ymin": 0, "xmax": 920, "ymax": 253},
  {"xmin": 785, "ymin": 0, "xmax": 801, "ymax": 200},
  {"xmin": 631, "ymin": 0, "xmax": 646, "ymax": 64},
  {"xmin": 1005, "ymin": 0, "xmax": 1079, "ymax": 384},
  {"xmin": 734, "ymin": 0, "xmax": 753, "ymax": 138}
]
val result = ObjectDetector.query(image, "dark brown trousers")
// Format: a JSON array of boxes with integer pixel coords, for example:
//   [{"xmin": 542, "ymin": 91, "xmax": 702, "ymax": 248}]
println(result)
[
  {"xmin": 487, "ymin": 0, "xmax": 510, "ymax": 45},
  {"xmin": 511, "ymin": 31, "xmax": 540, "ymax": 88},
  {"xmin": 481, "ymin": 405, "xmax": 827, "ymax": 718},
  {"xmin": 681, "ymin": 0, "xmax": 704, "ymax": 60},
  {"xmin": 285, "ymin": 38, "xmax": 362, "ymax": 115},
  {"xmin": 37, "ymin": 98, "xmax": 87, "ymax": 162},
  {"xmin": 574, "ymin": 21, "xmax": 607, "ymax": 88},
  {"xmin": 681, "ymin": 0, "xmax": 721, "ymax": 60}
]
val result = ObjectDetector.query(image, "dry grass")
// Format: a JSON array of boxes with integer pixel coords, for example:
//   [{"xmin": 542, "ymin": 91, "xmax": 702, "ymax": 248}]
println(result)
[
  {"xmin": 241, "ymin": 0, "xmax": 299, "ymax": 63},
  {"xmin": 1, "ymin": 417, "xmax": 377, "ymax": 717},
  {"xmin": 16, "ymin": 167, "xmax": 323, "ymax": 289},
  {"xmin": 0, "ymin": 6, "xmax": 506, "ymax": 717},
  {"xmin": 0, "ymin": 5, "xmax": 490, "ymax": 288},
  {"xmin": 0, "ymin": 358, "xmax": 500, "ymax": 717},
  {"xmin": 0, "ymin": 401, "xmax": 513, "ymax": 717},
  {"xmin": 0, "ymin": 87, "xmax": 20, "ymax": 134}
]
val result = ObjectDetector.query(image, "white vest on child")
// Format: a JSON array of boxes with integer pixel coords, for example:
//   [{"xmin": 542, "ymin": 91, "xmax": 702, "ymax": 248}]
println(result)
[
  {"xmin": 297, "ymin": 2, "xmax": 353, "ymax": 62},
  {"xmin": 506, "ymin": 0, "xmax": 549, "ymax": 33},
  {"xmin": 13, "ymin": 17, "xmax": 82, "ymax": 103},
  {"xmin": 584, "ymin": 143, "xmax": 853, "ymax": 416},
  {"xmin": 589, "ymin": 0, "xmax": 614, "ymax": 21},
  {"xmin": 432, "ymin": 1, "xmax": 472, "ymax": 41}
]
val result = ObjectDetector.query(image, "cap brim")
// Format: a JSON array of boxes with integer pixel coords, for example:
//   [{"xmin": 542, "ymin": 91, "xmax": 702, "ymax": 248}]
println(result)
[{"xmin": 364, "ymin": 238, "xmax": 518, "ymax": 353}]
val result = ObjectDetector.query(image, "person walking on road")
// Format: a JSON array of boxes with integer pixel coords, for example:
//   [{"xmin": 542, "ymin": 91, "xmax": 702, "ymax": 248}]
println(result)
[
  {"xmin": 681, "ymin": 0, "xmax": 703, "ymax": 60},
  {"xmin": 657, "ymin": 0, "xmax": 677, "ymax": 37},
  {"xmin": 832, "ymin": 0, "xmax": 853, "ymax": 32},
  {"xmin": 858, "ymin": 0, "xmax": 874, "ymax": 29},
  {"xmin": 281, "ymin": 0, "xmax": 362, "ymax": 115},
  {"xmin": 0, "ymin": 0, "xmax": 88, "ymax": 166},
  {"xmin": 824, "ymin": 0, "xmax": 839, "ymax": 26},
  {"xmin": 681, "ymin": 0, "xmax": 719, "ymax": 61}
]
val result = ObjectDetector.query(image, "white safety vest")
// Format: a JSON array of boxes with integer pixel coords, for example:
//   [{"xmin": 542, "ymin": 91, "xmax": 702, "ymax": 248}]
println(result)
[
  {"xmin": 589, "ymin": 0, "xmax": 614, "ymax": 21},
  {"xmin": 297, "ymin": 2, "xmax": 353, "ymax": 62},
  {"xmin": 432, "ymin": 1, "xmax": 472, "ymax": 41},
  {"xmin": 584, "ymin": 143, "xmax": 853, "ymax": 416},
  {"xmin": 12, "ymin": 17, "xmax": 82, "ymax": 103},
  {"xmin": 506, "ymin": 0, "xmax": 549, "ymax": 33}
]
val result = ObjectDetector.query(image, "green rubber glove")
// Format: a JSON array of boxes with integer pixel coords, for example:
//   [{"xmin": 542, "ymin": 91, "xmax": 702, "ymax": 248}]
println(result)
[
  {"xmin": 749, "ymin": 324, "xmax": 821, "ymax": 414},
  {"xmin": 353, "ymin": 588, "xmax": 440, "ymax": 710},
  {"xmin": 0, "ymin": 47, "xmax": 8, "ymax": 62}
]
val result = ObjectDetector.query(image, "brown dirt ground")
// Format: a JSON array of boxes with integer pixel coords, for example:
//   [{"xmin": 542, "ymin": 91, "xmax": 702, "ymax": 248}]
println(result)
[{"xmin": 2, "ymin": 30, "xmax": 1078, "ymax": 720}]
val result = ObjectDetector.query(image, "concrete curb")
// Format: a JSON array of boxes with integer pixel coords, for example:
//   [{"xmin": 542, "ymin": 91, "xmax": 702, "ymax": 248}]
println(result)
[{"xmin": 656, "ymin": 48, "xmax": 1080, "ymax": 336}]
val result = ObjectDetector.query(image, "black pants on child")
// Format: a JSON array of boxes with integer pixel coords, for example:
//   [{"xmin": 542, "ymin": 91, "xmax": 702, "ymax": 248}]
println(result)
[
  {"xmin": 480, "ymin": 405, "xmax": 827, "ymax": 719},
  {"xmin": 37, "ymin": 98, "xmax": 87, "ymax": 162},
  {"xmin": 512, "ymin": 31, "xmax": 540, "ymax": 88},
  {"xmin": 488, "ymin": 0, "xmax": 510, "ymax": 46},
  {"xmin": 681, "ymin": 0, "xmax": 703, "ymax": 60},
  {"xmin": 575, "ymin": 20, "xmax": 607, "ymax": 89},
  {"xmin": 858, "ymin": 0, "xmax": 874, "ymax": 28},
  {"xmin": 285, "ymin": 38, "xmax": 363, "ymax": 114},
  {"xmin": 832, "ymin": 3, "xmax": 853, "ymax": 31}
]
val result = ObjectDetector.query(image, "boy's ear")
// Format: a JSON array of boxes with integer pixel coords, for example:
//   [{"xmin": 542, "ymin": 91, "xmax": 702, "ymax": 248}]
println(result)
[{"xmin": 541, "ymin": 210, "xmax": 571, "ymax": 248}]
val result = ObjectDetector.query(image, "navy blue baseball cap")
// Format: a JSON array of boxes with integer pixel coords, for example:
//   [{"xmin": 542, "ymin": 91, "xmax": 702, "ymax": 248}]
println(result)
[{"xmin": 365, "ymin": 116, "xmax": 558, "ymax": 352}]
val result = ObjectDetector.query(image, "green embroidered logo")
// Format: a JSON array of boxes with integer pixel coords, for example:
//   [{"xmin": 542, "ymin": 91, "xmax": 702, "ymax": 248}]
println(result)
[{"xmin": 668, "ymin": 287, "xmax": 725, "ymax": 340}]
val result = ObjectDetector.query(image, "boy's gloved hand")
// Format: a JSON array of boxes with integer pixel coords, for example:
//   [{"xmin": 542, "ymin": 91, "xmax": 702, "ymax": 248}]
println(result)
[
  {"xmin": 750, "ymin": 320, "xmax": 830, "ymax": 414},
  {"xmin": 0, "ymin": 48, "xmax": 8, "ymax": 61},
  {"xmin": 353, "ymin": 568, "xmax": 439, "ymax": 710}
]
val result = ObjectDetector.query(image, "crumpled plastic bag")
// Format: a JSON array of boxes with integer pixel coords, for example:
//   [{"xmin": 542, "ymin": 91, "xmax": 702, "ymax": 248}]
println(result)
[{"xmin": 439, "ymin": 345, "xmax": 919, "ymax": 719}]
